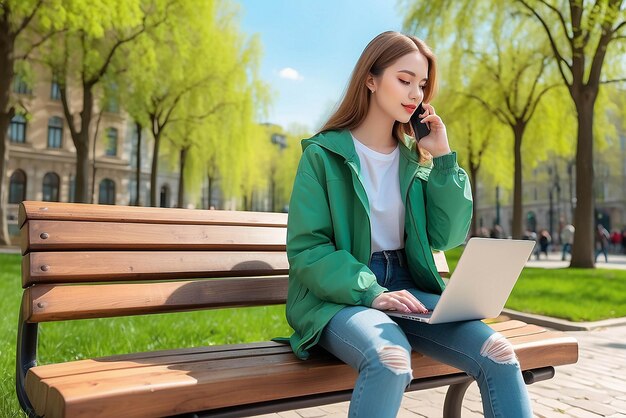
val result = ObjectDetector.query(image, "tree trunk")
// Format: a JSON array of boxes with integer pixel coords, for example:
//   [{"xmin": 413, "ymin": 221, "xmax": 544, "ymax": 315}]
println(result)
[
  {"xmin": 69, "ymin": 86, "xmax": 94, "ymax": 203},
  {"xmin": 135, "ymin": 122, "xmax": 142, "ymax": 206},
  {"xmin": 90, "ymin": 108, "xmax": 104, "ymax": 204},
  {"xmin": 177, "ymin": 146, "xmax": 188, "ymax": 208},
  {"xmin": 150, "ymin": 124, "xmax": 162, "ymax": 207},
  {"xmin": 569, "ymin": 93, "xmax": 596, "ymax": 268},
  {"xmin": 0, "ymin": 17, "xmax": 15, "ymax": 246},
  {"xmin": 511, "ymin": 123, "xmax": 525, "ymax": 239}
]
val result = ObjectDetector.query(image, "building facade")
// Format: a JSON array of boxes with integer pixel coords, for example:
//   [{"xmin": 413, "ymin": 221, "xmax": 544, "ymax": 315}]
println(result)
[{"xmin": 5, "ymin": 64, "xmax": 180, "ymax": 237}]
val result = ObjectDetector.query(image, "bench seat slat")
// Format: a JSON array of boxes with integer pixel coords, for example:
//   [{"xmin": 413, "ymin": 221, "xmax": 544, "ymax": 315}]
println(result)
[
  {"xmin": 28, "ymin": 322, "xmax": 548, "ymax": 382},
  {"xmin": 25, "ymin": 278, "xmax": 288, "ymax": 322},
  {"xmin": 28, "ymin": 321, "xmax": 544, "ymax": 383},
  {"xmin": 19, "ymin": 201, "xmax": 288, "ymax": 229},
  {"xmin": 24, "ymin": 251, "xmax": 289, "ymax": 286},
  {"xmin": 21, "ymin": 220, "xmax": 287, "ymax": 254},
  {"xmin": 24, "ymin": 322, "xmax": 578, "ymax": 418}
]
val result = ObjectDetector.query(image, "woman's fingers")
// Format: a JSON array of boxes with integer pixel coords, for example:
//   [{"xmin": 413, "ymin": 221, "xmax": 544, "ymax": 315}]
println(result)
[
  {"xmin": 373, "ymin": 291, "xmax": 428, "ymax": 313},
  {"xmin": 420, "ymin": 103, "xmax": 436, "ymax": 117},
  {"xmin": 396, "ymin": 290, "xmax": 428, "ymax": 313},
  {"xmin": 420, "ymin": 114, "xmax": 441, "ymax": 126}
]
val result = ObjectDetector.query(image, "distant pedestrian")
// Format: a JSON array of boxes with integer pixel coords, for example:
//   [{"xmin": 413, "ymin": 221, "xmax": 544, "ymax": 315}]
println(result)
[
  {"xmin": 622, "ymin": 227, "xmax": 626, "ymax": 255},
  {"xmin": 490, "ymin": 224, "xmax": 504, "ymax": 239},
  {"xmin": 595, "ymin": 224, "xmax": 610, "ymax": 263},
  {"xmin": 560, "ymin": 224, "xmax": 575, "ymax": 261},
  {"xmin": 537, "ymin": 229, "xmax": 551, "ymax": 260},
  {"xmin": 611, "ymin": 229, "xmax": 621, "ymax": 253}
]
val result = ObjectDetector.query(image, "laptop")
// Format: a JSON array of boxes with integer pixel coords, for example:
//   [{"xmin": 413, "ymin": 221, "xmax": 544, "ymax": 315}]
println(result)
[{"xmin": 385, "ymin": 238, "xmax": 535, "ymax": 324}]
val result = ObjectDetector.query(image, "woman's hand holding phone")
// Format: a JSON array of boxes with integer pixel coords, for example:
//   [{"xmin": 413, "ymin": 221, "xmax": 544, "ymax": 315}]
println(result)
[{"xmin": 410, "ymin": 103, "xmax": 452, "ymax": 158}]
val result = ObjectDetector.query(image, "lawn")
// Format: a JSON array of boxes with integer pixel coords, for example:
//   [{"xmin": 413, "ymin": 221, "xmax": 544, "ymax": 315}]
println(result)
[
  {"xmin": 2, "ymin": 248, "xmax": 626, "ymax": 416},
  {"xmin": 444, "ymin": 246, "xmax": 626, "ymax": 322}
]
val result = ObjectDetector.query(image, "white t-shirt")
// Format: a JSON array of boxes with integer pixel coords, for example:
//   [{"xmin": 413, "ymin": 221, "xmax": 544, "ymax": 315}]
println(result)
[{"xmin": 351, "ymin": 132, "xmax": 405, "ymax": 254}]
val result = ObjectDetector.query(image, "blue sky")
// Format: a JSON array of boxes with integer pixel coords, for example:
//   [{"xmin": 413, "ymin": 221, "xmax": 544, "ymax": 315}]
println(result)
[{"xmin": 236, "ymin": 0, "xmax": 406, "ymax": 133}]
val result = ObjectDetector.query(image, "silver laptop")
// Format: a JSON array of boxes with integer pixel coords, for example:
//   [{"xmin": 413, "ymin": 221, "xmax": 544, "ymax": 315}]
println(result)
[{"xmin": 385, "ymin": 238, "xmax": 535, "ymax": 324}]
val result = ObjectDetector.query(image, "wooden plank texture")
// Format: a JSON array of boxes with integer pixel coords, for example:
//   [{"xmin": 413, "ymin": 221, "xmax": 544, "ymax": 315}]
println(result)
[
  {"xmin": 25, "ymin": 277, "xmax": 289, "ymax": 322},
  {"xmin": 26, "ymin": 321, "xmax": 546, "ymax": 382},
  {"xmin": 23, "ymin": 251, "xmax": 289, "ymax": 286},
  {"xmin": 19, "ymin": 201, "xmax": 288, "ymax": 229},
  {"xmin": 21, "ymin": 220, "xmax": 287, "ymax": 254},
  {"xmin": 23, "ymin": 321, "xmax": 578, "ymax": 418}
]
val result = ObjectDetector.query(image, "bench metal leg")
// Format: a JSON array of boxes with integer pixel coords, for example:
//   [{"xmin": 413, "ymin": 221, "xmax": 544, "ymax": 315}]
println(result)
[
  {"xmin": 443, "ymin": 379, "xmax": 473, "ymax": 418},
  {"xmin": 16, "ymin": 298, "xmax": 40, "ymax": 418},
  {"xmin": 441, "ymin": 366, "xmax": 556, "ymax": 418}
]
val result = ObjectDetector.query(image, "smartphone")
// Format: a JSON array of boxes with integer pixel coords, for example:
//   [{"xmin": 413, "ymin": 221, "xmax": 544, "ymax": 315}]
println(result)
[{"xmin": 410, "ymin": 103, "xmax": 430, "ymax": 140}]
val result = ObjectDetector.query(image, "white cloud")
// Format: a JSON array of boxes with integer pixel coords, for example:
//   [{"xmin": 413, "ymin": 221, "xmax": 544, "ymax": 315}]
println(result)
[{"xmin": 278, "ymin": 67, "xmax": 303, "ymax": 81}]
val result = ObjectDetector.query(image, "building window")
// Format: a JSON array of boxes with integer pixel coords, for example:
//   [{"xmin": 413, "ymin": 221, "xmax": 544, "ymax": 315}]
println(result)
[
  {"xmin": 104, "ymin": 82, "xmax": 119, "ymax": 113},
  {"xmin": 9, "ymin": 114, "xmax": 27, "ymax": 143},
  {"xmin": 12, "ymin": 75, "xmax": 31, "ymax": 95},
  {"xmin": 98, "ymin": 178, "xmax": 115, "ymax": 205},
  {"xmin": 47, "ymin": 117, "xmax": 63, "ymax": 148},
  {"xmin": 50, "ymin": 74, "xmax": 61, "ymax": 100},
  {"xmin": 105, "ymin": 128, "xmax": 118, "ymax": 156},
  {"xmin": 160, "ymin": 184, "xmax": 170, "ymax": 208},
  {"xmin": 9, "ymin": 170, "xmax": 27, "ymax": 203},
  {"xmin": 42, "ymin": 172, "xmax": 60, "ymax": 202}
]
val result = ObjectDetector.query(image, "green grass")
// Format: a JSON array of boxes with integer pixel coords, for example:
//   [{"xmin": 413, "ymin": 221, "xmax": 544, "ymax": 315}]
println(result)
[
  {"xmin": 445, "ymin": 246, "xmax": 626, "ymax": 321},
  {"xmin": 2, "ymin": 248, "xmax": 626, "ymax": 416}
]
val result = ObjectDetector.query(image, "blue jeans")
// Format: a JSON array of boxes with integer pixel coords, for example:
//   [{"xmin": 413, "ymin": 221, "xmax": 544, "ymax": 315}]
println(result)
[
  {"xmin": 562, "ymin": 242, "xmax": 572, "ymax": 260},
  {"xmin": 318, "ymin": 249, "xmax": 532, "ymax": 418}
]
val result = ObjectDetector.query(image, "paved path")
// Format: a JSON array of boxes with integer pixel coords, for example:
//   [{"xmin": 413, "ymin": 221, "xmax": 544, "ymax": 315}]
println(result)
[
  {"xmin": 526, "ymin": 251, "xmax": 626, "ymax": 270},
  {"xmin": 258, "ymin": 324, "xmax": 626, "ymax": 418}
]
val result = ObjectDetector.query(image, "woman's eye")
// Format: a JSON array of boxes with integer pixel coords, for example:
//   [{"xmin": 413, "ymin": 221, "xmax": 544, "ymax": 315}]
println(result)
[{"xmin": 399, "ymin": 79, "xmax": 410, "ymax": 85}]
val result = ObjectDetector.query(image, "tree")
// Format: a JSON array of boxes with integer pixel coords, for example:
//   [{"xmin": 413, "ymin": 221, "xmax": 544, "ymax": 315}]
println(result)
[
  {"xmin": 44, "ymin": 0, "xmax": 168, "ymax": 203},
  {"xmin": 0, "ymin": 0, "xmax": 62, "ymax": 245},
  {"xmin": 121, "ymin": 0, "xmax": 270, "ymax": 207},
  {"xmin": 402, "ymin": 1, "xmax": 565, "ymax": 238},
  {"xmin": 517, "ymin": 0, "xmax": 626, "ymax": 267}
]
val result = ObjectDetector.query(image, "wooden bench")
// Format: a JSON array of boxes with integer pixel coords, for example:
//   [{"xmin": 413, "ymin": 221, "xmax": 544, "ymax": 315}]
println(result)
[{"xmin": 16, "ymin": 201, "xmax": 579, "ymax": 418}]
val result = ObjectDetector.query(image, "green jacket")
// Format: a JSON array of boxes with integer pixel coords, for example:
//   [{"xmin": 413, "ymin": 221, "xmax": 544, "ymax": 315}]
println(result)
[{"xmin": 285, "ymin": 128, "xmax": 473, "ymax": 360}]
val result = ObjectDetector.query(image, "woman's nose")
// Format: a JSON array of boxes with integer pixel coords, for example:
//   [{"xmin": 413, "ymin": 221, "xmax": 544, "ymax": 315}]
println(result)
[{"xmin": 409, "ymin": 86, "xmax": 422, "ymax": 101}]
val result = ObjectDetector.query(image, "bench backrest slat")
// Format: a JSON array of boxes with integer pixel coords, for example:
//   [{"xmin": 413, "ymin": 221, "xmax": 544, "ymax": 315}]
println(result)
[
  {"xmin": 23, "ymin": 251, "xmax": 289, "ymax": 287},
  {"xmin": 21, "ymin": 221, "xmax": 286, "ymax": 254},
  {"xmin": 18, "ymin": 201, "xmax": 287, "ymax": 228},
  {"xmin": 24, "ymin": 277, "xmax": 289, "ymax": 322}
]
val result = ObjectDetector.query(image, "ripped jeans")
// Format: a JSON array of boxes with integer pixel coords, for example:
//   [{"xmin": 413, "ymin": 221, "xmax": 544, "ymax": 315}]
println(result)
[{"xmin": 318, "ymin": 249, "xmax": 532, "ymax": 418}]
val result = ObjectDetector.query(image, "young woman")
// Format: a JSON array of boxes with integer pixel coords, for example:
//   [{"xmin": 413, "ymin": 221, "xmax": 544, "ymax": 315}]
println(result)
[{"xmin": 284, "ymin": 31, "xmax": 532, "ymax": 418}]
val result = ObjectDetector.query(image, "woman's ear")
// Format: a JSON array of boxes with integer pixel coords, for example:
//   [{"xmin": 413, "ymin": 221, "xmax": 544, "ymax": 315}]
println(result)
[{"xmin": 365, "ymin": 74, "xmax": 376, "ymax": 93}]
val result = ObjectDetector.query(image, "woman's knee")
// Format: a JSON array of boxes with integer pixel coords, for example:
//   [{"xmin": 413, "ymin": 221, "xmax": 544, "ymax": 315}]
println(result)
[
  {"xmin": 479, "ymin": 332, "xmax": 518, "ymax": 365},
  {"xmin": 375, "ymin": 344, "xmax": 413, "ymax": 378}
]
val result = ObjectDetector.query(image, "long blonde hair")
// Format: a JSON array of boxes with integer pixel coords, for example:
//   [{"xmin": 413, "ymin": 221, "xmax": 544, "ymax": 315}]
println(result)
[{"xmin": 317, "ymin": 31, "xmax": 438, "ymax": 158}]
